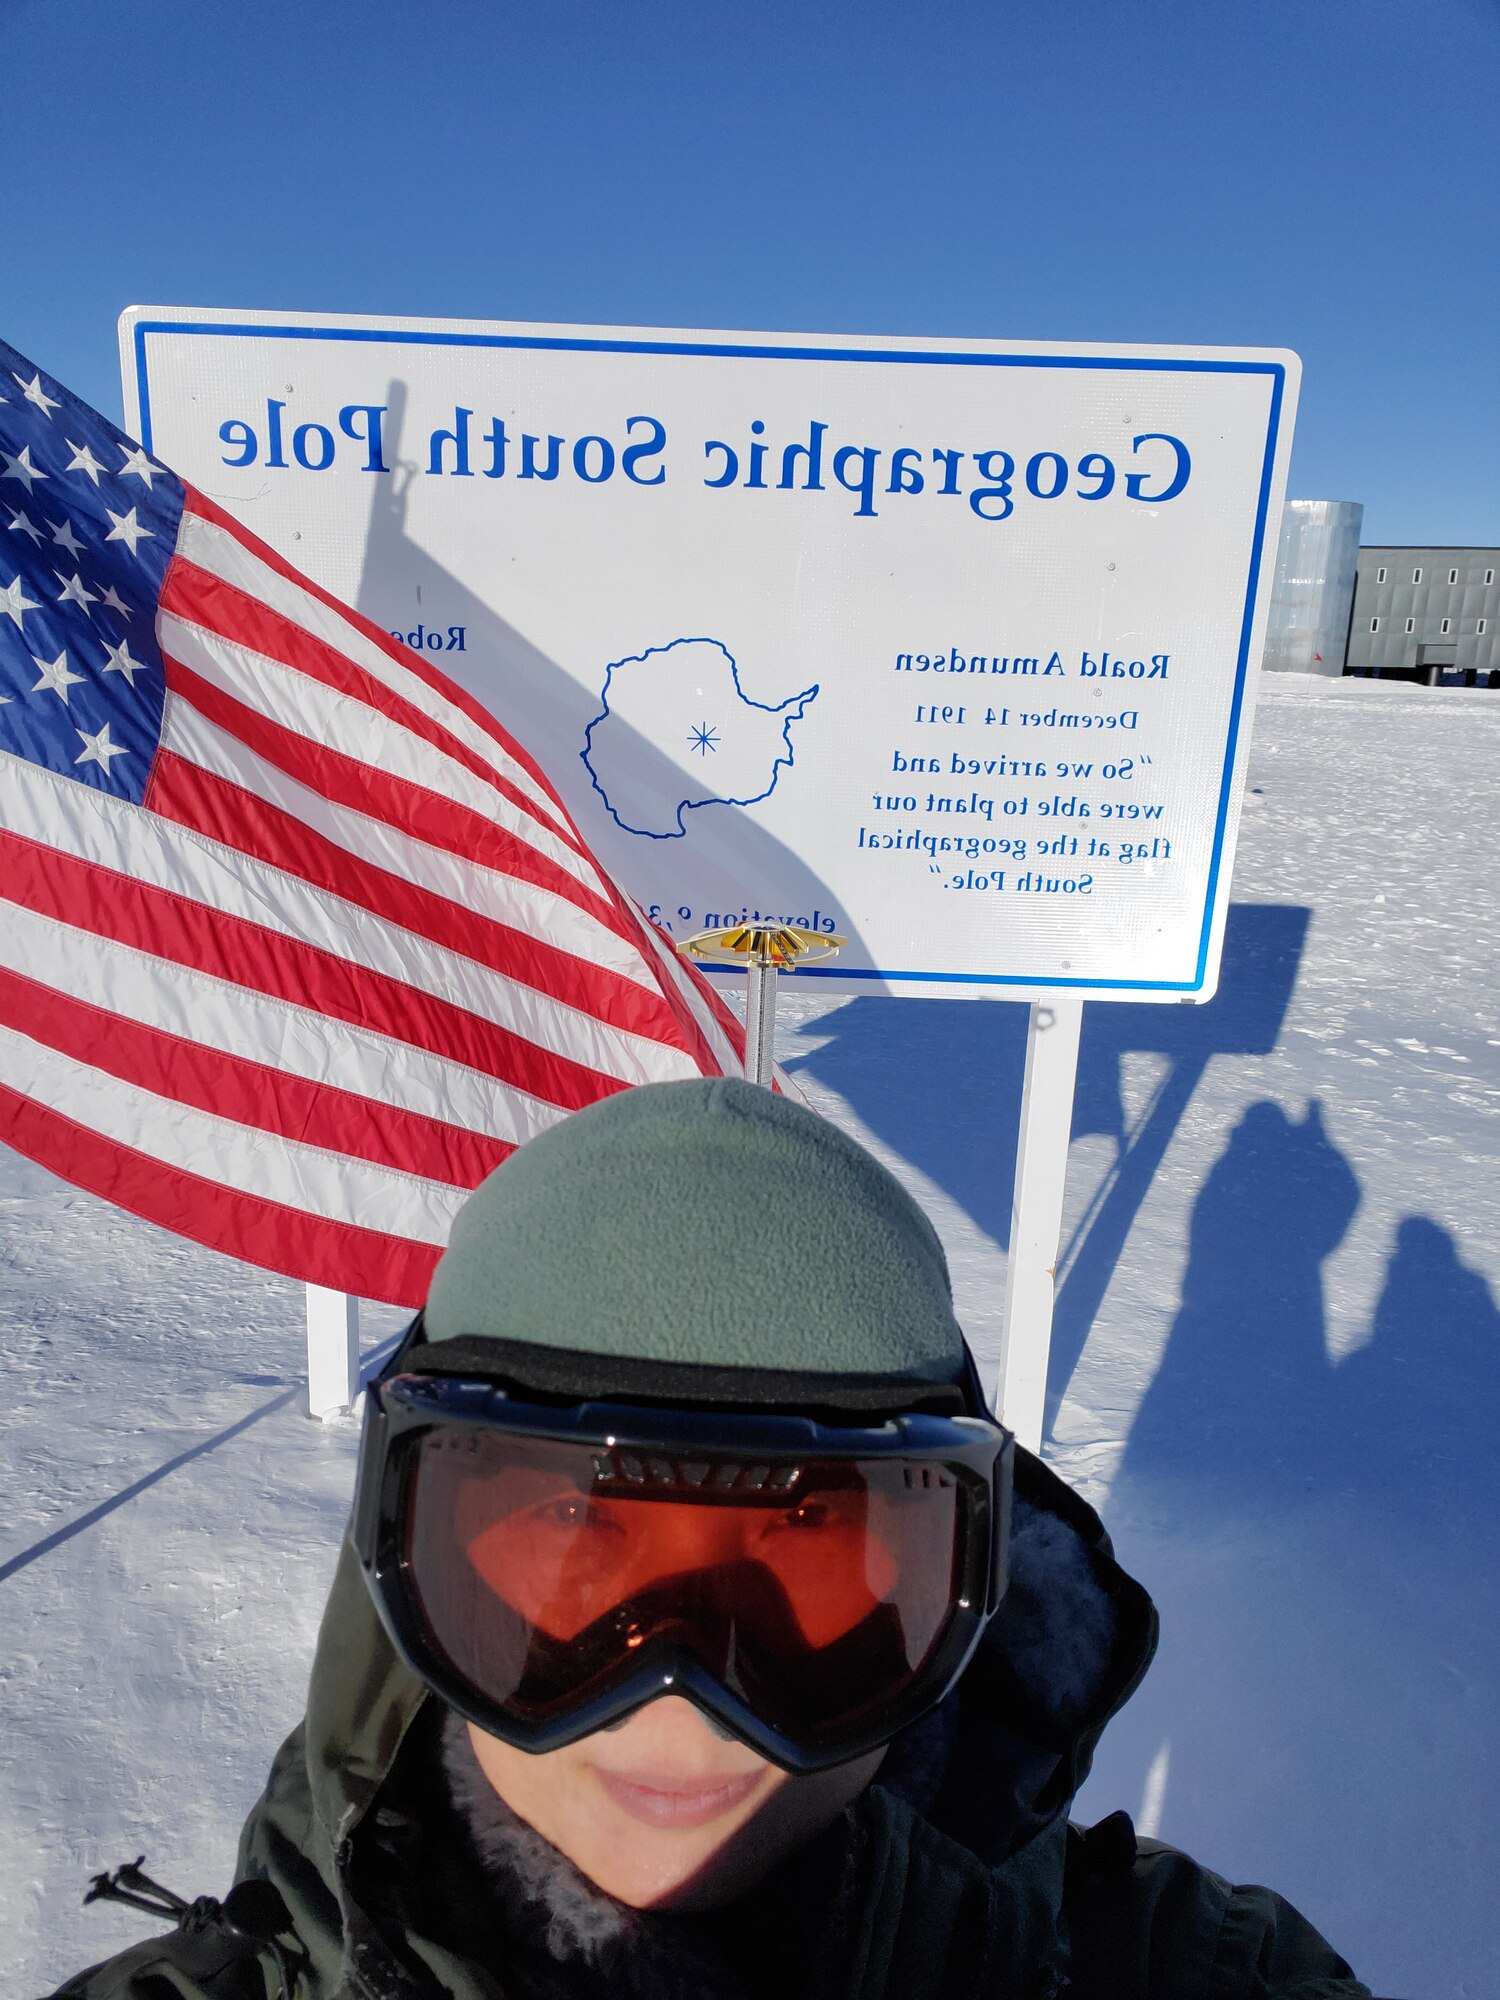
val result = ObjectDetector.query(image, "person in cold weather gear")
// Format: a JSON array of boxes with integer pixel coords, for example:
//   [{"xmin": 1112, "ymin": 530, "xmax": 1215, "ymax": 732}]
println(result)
[{"xmin": 47, "ymin": 1077, "xmax": 1380, "ymax": 1999}]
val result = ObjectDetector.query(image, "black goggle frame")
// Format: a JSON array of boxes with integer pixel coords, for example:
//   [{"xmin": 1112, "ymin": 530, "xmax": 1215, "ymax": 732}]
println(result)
[{"xmin": 353, "ymin": 1363, "xmax": 1013, "ymax": 1773}]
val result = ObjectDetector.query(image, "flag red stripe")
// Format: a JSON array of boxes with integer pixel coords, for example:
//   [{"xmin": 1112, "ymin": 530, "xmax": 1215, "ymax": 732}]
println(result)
[
  {"xmin": 160, "ymin": 554, "xmax": 590, "ymax": 865},
  {"xmin": 0, "ymin": 1079, "xmax": 438, "ymax": 1304},
  {"xmin": 147, "ymin": 749, "xmax": 684, "ymax": 1045},
  {"xmin": 182, "ymin": 486, "xmax": 576, "ymax": 824},
  {"xmin": 160, "ymin": 656, "xmax": 632, "ymax": 940},
  {"xmin": 0, "ymin": 962, "xmax": 510, "ymax": 1190},
  {"xmin": 0, "ymin": 830, "xmax": 634, "ymax": 1114}
]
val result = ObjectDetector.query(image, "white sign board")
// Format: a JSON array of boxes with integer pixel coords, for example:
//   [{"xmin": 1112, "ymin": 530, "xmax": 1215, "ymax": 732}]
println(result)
[{"xmin": 122, "ymin": 309, "xmax": 1298, "ymax": 1001}]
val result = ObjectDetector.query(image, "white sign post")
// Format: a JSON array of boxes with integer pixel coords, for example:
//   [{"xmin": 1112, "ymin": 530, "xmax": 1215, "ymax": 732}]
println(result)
[
  {"xmin": 305, "ymin": 1284, "xmax": 360, "ymax": 1420},
  {"xmin": 998, "ymin": 999, "xmax": 1085, "ymax": 1444},
  {"xmin": 125, "ymin": 311, "xmax": 1298, "ymax": 1436}
]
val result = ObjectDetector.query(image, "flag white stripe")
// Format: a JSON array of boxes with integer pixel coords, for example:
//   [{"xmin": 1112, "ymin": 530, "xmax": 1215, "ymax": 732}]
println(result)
[
  {"xmin": 159, "ymin": 609, "xmax": 600, "ymax": 893},
  {"xmin": 175, "ymin": 508, "xmax": 574, "ymax": 839},
  {"xmin": 161, "ymin": 696, "xmax": 658, "ymax": 994},
  {"xmin": 633, "ymin": 913, "xmax": 745, "ymax": 1078},
  {"xmin": 2, "ymin": 751, "xmax": 704, "ymax": 1089},
  {"xmin": 0, "ymin": 1020, "xmax": 466, "ymax": 1243},
  {"xmin": 5, "ymin": 897, "xmax": 567, "ymax": 1152}
]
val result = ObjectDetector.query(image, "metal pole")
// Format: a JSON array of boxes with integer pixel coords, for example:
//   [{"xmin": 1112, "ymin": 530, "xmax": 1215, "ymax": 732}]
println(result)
[
  {"xmin": 743, "ymin": 958, "xmax": 778, "ymax": 1087},
  {"xmin": 680, "ymin": 922, "xmax": 844, "ymax": 1090},
  {"xmin": 993, "ymin": 997, "xmax": 1084, "ymax": 1451},
  {"xmin": 306, "ymin": 1285, "xmax": 360, "ymax": 1419}
]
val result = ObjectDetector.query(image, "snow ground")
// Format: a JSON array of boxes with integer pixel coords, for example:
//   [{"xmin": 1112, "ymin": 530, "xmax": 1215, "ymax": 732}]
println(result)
[{"xmin": 4, "ymin": 676, "xmax": 1498, "ymax": 1998}]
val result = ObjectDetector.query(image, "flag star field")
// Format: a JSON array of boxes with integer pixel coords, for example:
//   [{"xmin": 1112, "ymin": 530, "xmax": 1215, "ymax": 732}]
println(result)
[{"xmin": 1, "ymin": 365, "xmax": 180, "ymax": 803}]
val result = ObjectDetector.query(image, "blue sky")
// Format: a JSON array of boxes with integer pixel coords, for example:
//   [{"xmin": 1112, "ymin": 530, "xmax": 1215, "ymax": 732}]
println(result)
[{"xmin": 5, "ymin": 0, "xmax": 1496, "ymax": 543}]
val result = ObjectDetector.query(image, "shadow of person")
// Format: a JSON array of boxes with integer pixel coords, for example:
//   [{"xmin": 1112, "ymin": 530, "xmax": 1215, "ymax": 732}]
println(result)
[
  {"xmin": 1119, "ymin": 1098, "xmax": 1360, "ymax": 1494},
  {"xmin": 1085, "ymin": 1192, "xmax": 1498, "ymax": 1998},
  {"xmin": 1325, "ymin": 1216, "xmax": 1500, "ymax": 1528}
]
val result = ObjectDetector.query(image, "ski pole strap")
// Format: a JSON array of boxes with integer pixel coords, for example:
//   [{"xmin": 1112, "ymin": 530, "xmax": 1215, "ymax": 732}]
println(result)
[
  {"xmin": 84, "ymin": 1860, "xmax": 302, "ymax": 2000},
  {"xmin": 84, "ymin": 1857, "xmax": 191, "ymax": 1919}
]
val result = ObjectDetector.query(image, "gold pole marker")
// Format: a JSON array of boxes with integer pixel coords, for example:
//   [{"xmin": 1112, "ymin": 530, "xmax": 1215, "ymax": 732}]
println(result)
[{"xmin": 679, "ymin": 924, "xmax": 846, "ymax": 968}]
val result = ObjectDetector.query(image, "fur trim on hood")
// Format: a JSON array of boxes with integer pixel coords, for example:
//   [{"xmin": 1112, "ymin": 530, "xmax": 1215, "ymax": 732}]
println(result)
[{"xmin": 441, "ymin": 1715, "xmax": 633, "ymax": 1970}]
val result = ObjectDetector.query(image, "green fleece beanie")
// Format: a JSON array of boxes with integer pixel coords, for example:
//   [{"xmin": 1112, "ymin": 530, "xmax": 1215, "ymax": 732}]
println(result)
[{"xmin": 423, "ymin": 1077, "xmax": 968, "ymax": 1390}]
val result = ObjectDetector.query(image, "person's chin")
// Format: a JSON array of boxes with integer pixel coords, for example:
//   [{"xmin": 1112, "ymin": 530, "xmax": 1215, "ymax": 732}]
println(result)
[{"xmin": 579, "ymin": 1763, "xmax": 779, "ymax": 1907}]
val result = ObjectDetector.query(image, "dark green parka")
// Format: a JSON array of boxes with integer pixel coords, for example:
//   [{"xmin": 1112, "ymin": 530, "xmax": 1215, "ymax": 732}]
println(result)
[{"xmin": 47, "ymin": 1448, "xmax": 1376, "ymax": 2000}]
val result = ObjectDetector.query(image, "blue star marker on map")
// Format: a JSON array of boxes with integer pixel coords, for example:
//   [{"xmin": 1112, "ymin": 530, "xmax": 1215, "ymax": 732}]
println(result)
[{"xmin": 582, "ymin": 637, "xmax": 818, "ymax": 839}]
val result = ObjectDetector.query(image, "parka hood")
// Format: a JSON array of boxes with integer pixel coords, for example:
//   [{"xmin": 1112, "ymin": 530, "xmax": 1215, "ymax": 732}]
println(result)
[
  {"xmin": 925, "ymin": 1449, "xmax": 1157, "ymax": 1864},
  {"xmin": 301, "ymin": 1532, "xmax": 429, "ymax": 1853},
  {"xmin": 227, "ymin": 1440, "xmax": 1157, "ymax": 1998}
]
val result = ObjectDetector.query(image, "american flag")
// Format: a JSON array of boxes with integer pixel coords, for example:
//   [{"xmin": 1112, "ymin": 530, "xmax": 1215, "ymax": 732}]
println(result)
[{"xmin": 0, "ymin": 338, "xmax": 746, "ymax": 1305}]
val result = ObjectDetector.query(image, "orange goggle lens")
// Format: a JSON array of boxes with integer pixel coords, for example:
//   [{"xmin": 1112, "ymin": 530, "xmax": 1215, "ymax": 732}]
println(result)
[{"xmin": 404, "ymin": 1427, "xmax": 964, "ymax": 1732}]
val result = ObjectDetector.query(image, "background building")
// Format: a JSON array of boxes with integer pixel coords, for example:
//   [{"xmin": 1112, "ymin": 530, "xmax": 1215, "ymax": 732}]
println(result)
[
  {"xmin": 1345, "ymin": 548, "xmax": 1500, "ymax": 684},
  {"xmin": 1260, "ymin": 506, "xmax": 1499, "ymax": 686},
  {"xmin": 1262, "ymin": 500, "xmax": 1363, "ymax": 676}
]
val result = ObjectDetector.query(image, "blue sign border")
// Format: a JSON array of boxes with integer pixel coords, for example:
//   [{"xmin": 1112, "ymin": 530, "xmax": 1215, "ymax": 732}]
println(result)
[{"xmin": 130, "ymin": 318, "xmax": 1287, "ymax": 997}]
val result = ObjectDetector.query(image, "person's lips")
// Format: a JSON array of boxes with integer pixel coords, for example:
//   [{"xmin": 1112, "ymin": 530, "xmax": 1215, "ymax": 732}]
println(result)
[{"xmin": 592, "ymin": 1765, "xmax": 765, "ymax": 1830}]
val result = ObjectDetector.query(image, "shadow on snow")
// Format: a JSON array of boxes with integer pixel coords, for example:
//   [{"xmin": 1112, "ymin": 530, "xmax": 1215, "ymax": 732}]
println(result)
[
  {"xmin": 785, "ymin": 901, "xmax": 1312, "ymax": 1425},
  {"xmin": 1118, "ymin": 1107, "xmax": 1500, "ymax": 1525}
]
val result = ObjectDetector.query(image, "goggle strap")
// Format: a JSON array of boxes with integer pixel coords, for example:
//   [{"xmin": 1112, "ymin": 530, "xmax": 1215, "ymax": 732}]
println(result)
[{"xmin": 393, "ymin": 1319, "xmax": 974, "ymax": 1419}]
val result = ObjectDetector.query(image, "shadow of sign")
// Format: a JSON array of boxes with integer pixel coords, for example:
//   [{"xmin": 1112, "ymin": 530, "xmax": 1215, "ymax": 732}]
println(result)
[
  {"xmin": 352, "ymin": 381, "xmax": 872, "ymax": 974},
  {"xmin": 784, "ymin": 993, "xmax": 1030, "ymax": 1241},
  {"xmin": 1047, "ymin": 902, "xmax": 1312, "ymax": 1431},
  {"xmin": 784, "ymin": 904, "xmax": 1310, "ymax": 1405}
]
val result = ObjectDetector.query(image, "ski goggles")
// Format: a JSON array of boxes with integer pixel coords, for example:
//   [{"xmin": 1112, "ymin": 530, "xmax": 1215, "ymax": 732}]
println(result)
[{"xmin": 353, "ymin": 1350, "xmax": 1013, "ymax": 1773}]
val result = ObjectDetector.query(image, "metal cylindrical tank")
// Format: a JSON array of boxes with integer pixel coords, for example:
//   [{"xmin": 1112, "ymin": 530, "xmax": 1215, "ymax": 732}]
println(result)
[{"xmin": 1262, "ymin": 500, "xmax": 1364, "ymax": 674}]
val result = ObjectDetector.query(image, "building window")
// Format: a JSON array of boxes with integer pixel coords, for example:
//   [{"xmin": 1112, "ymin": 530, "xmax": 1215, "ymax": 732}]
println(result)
[
  {"xmin": 1412, "ymin": 567, "xmax": 1423, "ymax": 583},
  {"xmin": 1479, "ymin": 620, "xmax": 1489, "ymax": 636},
  {"xmin": 1405, "ymin": 618, "xmax": 1416, "ymax": 633},
  {"xmin": 1448, "ymin": 568, "xmax": 1460, "ymax": 585},
  {"xmin": 1440, "ymin": 618, "xmax": 1452, "ymax": 634},
  {"xmin": 1486, "ymin": 570, "xmax": 1495, "ymax": 586},
  {"xmin": 1369, "ymin": 617, "xmax": 1381, "ymax": 632},
  {"xmin": 1376, "ymin": 565, "xmax": 1388, "ymax": 582}
]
